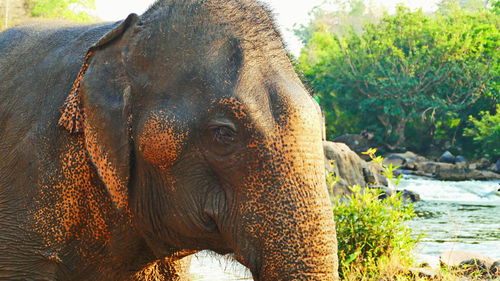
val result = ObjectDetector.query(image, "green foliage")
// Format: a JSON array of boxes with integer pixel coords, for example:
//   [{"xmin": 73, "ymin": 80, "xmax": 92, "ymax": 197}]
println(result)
[
  {"xmin": 438, "ymin": 0, "xmax": 488, "ymax": 13},
  {"xmin": 326, "ymin": 149, "xmax": 417, "ymax": 279},
  {"xmin": 25, "ymin": 0, "xmax": 97, "ymax": 22},
  {"xmin": 493, "ymin": 0, "xmax": 500, "ymax": 14},
  {"xmin": 326, "ymin": 160, "xmax": 340, "ymax": 194},
  {"xmin": 297, "ymin": 4, "xmax": 499, "ymax": 157},
  {"xmin": 464, "ymin": 104, "xmax": 500, "ymax": 157},
  {"xmin": 362, "ymin": 148, "xmax": 402, "ymax": 185},
  {"xmin": 293, "ymin": 0, "xmax": 379, "ymax": 45},
  {"xmin": 333, "ymin": 185, "xmax": 417, "ymax": 279}
]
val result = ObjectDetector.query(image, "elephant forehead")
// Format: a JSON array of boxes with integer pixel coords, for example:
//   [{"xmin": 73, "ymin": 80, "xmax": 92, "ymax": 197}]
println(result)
[{"xmin": 228, "ymin": 73, "xmax": 322, "ymax": 135}]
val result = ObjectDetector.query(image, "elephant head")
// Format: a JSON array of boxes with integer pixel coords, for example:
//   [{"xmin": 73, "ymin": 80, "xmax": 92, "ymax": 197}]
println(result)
[{"xmin": 59, "ymin": 0, "xmax": 338, "ymax": 279}]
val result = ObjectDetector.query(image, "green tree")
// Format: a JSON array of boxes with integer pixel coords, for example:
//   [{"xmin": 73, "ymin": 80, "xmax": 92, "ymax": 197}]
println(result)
[
  {"xmin": 493, "ymin": 0, "xmax": 500, "ymax": 13},
  {"xmin": 1, "ymin": 0, "xmax": 30, "ymax": 31},
  {"xmin": 464, "ymin": 104, "xmax": 500, "ymax": 158},
  {"xmin": 298, "ymin": 5, "xmax": 498, "ymax": 154},
  {"xmin": 438, "ymin": 0, "xmax": 488, "ymax": 12},
  {"xmin": 25, "ymin": 0, "xmax": 96, "ymax": 22},
  {"xmin": 293, "ymin": 0, "xmax": 380, "ymax": 45}
]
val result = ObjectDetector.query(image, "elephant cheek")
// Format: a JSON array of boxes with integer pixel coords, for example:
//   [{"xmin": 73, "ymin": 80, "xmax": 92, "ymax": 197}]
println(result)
[{"xmin": 138, "ymin": 113, "xmax": 188, "ymax": 169}]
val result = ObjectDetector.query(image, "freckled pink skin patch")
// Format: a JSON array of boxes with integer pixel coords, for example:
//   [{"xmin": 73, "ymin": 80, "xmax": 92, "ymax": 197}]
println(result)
[
  {"xmin": 33, "ymin": 135, "xmax": 118, "ymax": 250},
  {"xmin": 58, "ymin": 50, "xmax": 94, "ymax": 134},
  {"xmin": 139, "ymin": 111, "xmax": 188, "ymax": 170},
  {"xmin": 83, "ymin": 120, "xmax": 129, "ymax": 210}
]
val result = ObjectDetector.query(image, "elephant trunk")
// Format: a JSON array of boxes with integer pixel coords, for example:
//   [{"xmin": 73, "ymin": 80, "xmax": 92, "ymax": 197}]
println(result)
[
  {"xmin": 238, "ymin": 136, "xmax": 339, "ymax": 280},
  {"xmin": 256, "ymin": 186, "xmax": 338, "ymax": 280}
]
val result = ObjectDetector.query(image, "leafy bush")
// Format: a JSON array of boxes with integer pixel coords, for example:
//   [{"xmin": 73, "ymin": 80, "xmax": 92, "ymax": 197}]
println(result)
[
  {"xmin": 333, "ymin": 186, "xmax": 417, "ymax": 279},
  {"xmin": 464, "ymin": 104, "xmax": 500, "ymax": 158},
  {"xmin": 25, "ymin": 0, "xmax": 97, "ymax": 22},
  {"xmin": 297, "ymin": 5, "xmax": 499, "ymax": 155}
]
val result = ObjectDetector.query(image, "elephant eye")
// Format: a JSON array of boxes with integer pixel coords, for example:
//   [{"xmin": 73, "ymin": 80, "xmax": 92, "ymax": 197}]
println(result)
[
  {"xmin": 213, "ymin": 126, "xmax": 236, "ymax": 144},
  {"xmin": 205, "ymin": 119, "xmax": 239, "ymax": 155}
]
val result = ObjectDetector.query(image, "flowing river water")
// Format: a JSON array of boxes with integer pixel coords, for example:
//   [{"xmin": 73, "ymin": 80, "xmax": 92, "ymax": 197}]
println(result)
[
  {"xmin": 399, "ymin": 176, "xmax": 500, "ymax": 266},
  {"xmin": 189, "ymin": 176, "xmax": 500, "ymax": 280}
]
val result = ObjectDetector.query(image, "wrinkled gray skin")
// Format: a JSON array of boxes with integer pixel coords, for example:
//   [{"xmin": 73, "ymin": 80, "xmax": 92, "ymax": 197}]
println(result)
[{"xmin": 0, "ymin": 0, "xmax": 338, "ymax": 280}]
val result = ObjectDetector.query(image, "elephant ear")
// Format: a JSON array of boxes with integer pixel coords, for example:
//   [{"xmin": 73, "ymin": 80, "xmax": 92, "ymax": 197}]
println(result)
[{"xmin": 59, "ymin": 13, "xmax": 140, "ymax": 211}]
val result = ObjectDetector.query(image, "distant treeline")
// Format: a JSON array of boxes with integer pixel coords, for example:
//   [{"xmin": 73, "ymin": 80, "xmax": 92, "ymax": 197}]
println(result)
[
  {"xmin": 0, "ymin": 0, "xmax": 96, "ymax": 30},
  {"xmin": 296, "ymin": 0, "xmax": 499, "ymax": 159}
]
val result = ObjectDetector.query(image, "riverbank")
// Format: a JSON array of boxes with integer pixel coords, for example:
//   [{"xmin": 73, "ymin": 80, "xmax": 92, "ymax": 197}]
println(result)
[
  {"xmin": 385, "ymin": 151, "xmax": 500, "ymax": 181},
  {"xmin": 331, "ymin": 133, "xmax": 500, "ymax": 182}
]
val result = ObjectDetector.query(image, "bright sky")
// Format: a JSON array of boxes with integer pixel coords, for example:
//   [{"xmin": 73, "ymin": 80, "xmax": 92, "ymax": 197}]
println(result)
[{"xmin": 95, "ymin": 0, "xmax": 439, "ymax": 56}]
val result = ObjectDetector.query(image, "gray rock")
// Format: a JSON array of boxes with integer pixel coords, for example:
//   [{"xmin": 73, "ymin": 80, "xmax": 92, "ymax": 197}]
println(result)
[
  {"xmin": 383, "ymin": 154, "xmax": 405, "ymax": 168},
  {"xmin": 491, "ymin": 260, "xmax": 500, "ymax": 276},
  {"xmin": 433, "ymin": 163, "xmax": 500, "ymax": 181},
  {"xmin": 477, "ymin": 158, "xmax": 490, "ymax": 170},
  {"xmin": 323, "ymin": 141, "xmax": 388, "ymax": 197},
  {"xmin": 455, "ymin": 155, "xmax": 467, "ymax": 164},
  {"xmin": 403, "ymin": 160, "xmax": 500, "ymax": 180},
  {"xmin": 333, "ymin": 131, "xmax": 376, "ymax": 160},
  {"xmin": 396, "ymin": 189, "xmax": 421, "ymax": 202},
  {"xmin": 438, "ymin": 151, "xmax": 455, "ymax": 164},
  {"xmin": 440, "ymin": 250, "xmax": 494, "ymax": 269},
  {"xmin": 368, "ymin": 185, "xmax": 393, "ymax": 199},
  {"xmin": 385, "ymin": 152, "xmax": 499, "ymax": 181},
  {"xmin": 414, "ymin": 161, "xmax": 440, "ymax": 176},
  {"xmin": 384, "ymin": 151, "xmax": 428, "ymax": 169},
  {"xmin": 458, "ymin": 258, "xmax": 489, "ymax": 275}
]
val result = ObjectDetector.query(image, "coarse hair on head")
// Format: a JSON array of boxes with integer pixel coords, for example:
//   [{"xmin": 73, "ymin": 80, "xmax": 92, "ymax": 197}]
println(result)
[{"xmin": 140, "ymin": 0, "xmax": 287, "ymax": 55}]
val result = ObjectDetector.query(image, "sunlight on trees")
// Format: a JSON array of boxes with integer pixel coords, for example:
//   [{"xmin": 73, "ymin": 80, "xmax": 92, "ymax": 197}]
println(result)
[
  {"xmin": 25, "ymin": 0, "xmax": 97, "ymax": 22},
  {"xmin": 1, "ymin": 0, "xmax": 97, "ymax": 30},
  {"xmin": 296, "ymin": 2, "xmax": 498, "ymax": 157}
]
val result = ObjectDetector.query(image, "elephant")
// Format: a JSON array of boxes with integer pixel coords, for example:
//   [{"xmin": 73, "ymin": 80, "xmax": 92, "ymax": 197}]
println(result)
[{"xmin": 0, "ymin": 0, "xmax": 338, "ymax": 280}]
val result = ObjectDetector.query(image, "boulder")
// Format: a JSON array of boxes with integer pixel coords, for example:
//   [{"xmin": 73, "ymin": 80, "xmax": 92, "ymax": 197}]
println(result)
[
  {"xmin": 405, "ymin": 161, "xmax": 500, "ymax": 180},
  {"xmin": 396, "ymin": 189, "xmax": 421, "ymax": 202},
  {"xmin": 491, "ymin": 261, "xmax": 500, "ymax": 276},
  {"xmin": 434, "ymin": 163, "xmax": 500, "ymax": 181},
  {"xmin": 323, "ymin": 141, "xmax": 387, "ymax": 197},
  {"xmin": 455, "ymin": 155, "xmax": 467, "ymax": 164},
  {"xmin": 440, "ymin": 250, "xmax": 495, "ymax": 269},
  {"xmin": 413, "ymin": 161, "xmax": 440, "ymax": 177},
  {"xmin": 383, "ymin": 154, "xmax": 405, "ymax": 168},
  {"xmin": 470, "ymin": 158, "xmax": 490, "ymax": 170},
  {"xmin": 368, "ymin": 185, "xmax": 393, "ymax": 199},
  {"xmin": 333, "ymin": 131, "xmax": 375, "ymax": 160},
  {"xmin": 384, "ymin": 151, "xmax": 499, "ymax": 180},
  {"xmin": 384, "ymin": 151, "xmax": 428, "ymax": 170},
  {"xmin": 438, "ymin": 151, "xmax": 455, "ymax": 164},
  {"xmin": 458, "ymin": 259, "xmax": 490, "ymax": 276}
]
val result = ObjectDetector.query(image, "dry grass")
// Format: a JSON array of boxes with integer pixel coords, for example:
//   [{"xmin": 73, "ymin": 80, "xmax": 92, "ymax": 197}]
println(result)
[{"xmin": 339, "ymin": 251, "xmax": 499, "ymax": 281}]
